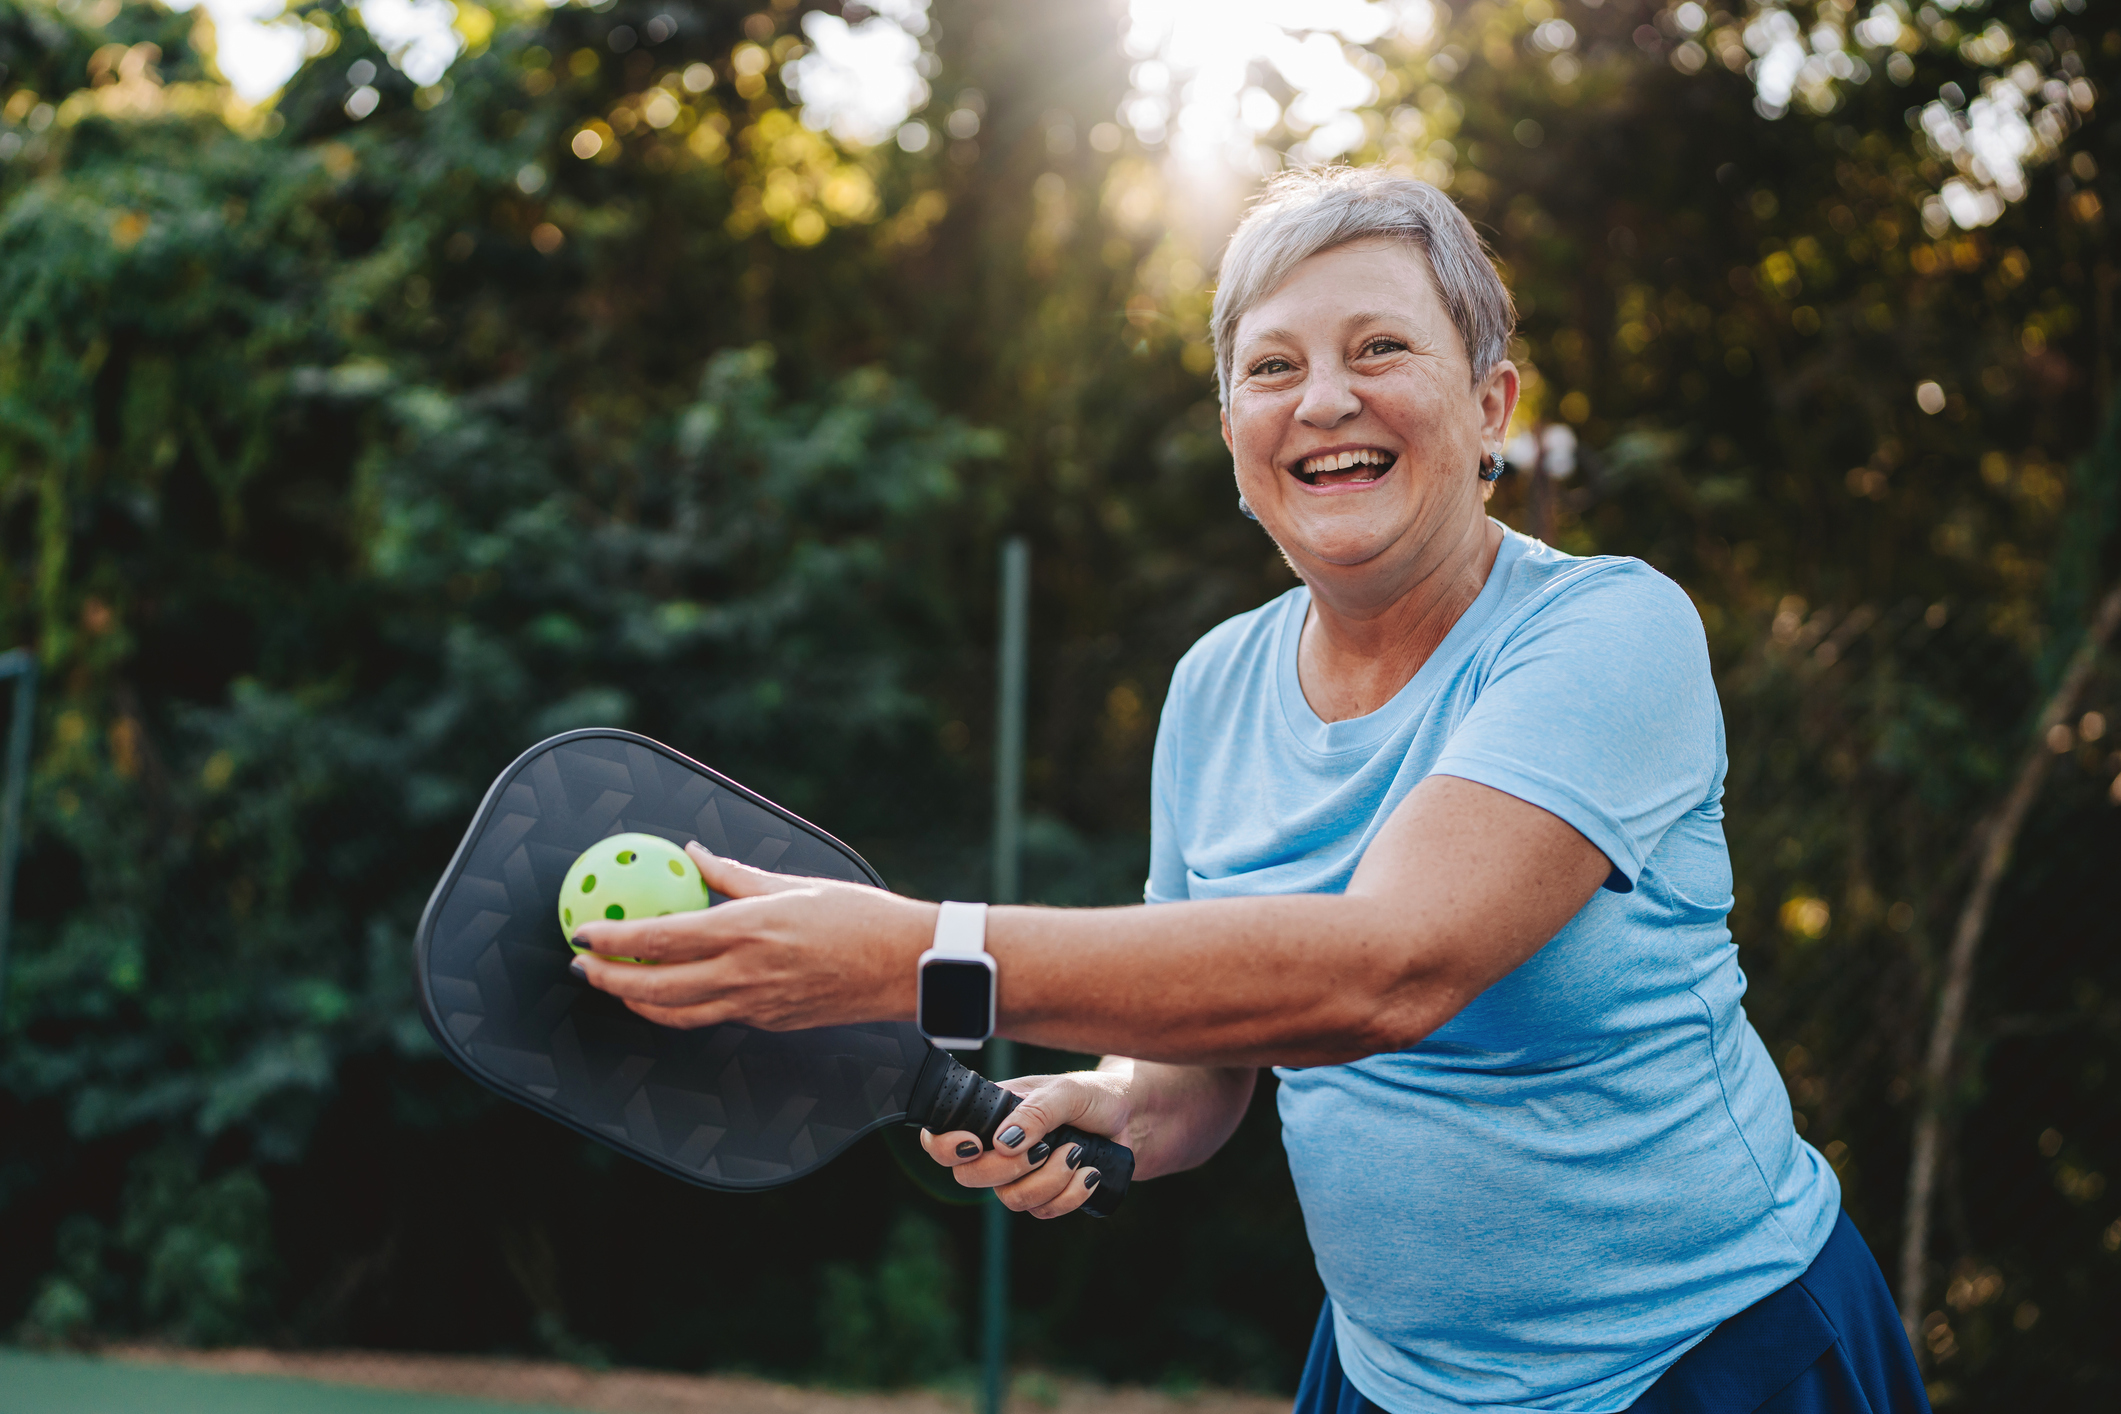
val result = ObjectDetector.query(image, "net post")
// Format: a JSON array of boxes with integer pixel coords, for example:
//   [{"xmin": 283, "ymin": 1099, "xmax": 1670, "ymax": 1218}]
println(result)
[{"xmin": 980, "ymin": 536, "xmax": 1029, "ymax": 1414}]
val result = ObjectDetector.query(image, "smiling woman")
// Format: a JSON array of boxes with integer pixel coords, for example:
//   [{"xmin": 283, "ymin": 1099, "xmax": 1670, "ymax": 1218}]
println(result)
[
  {"xmin": 1206, "ymin": 171, "xmax": 1521, "ymax": 722},
  {"xmin": 569, "ymin": 167, "xmax": 1930, "ymax": 1413}
]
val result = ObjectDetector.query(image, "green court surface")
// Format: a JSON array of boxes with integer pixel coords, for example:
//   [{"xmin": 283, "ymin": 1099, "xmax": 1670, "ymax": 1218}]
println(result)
[{"xmin": 0, "ymin": 1350, "xmax": 574, "ymax": 1414}]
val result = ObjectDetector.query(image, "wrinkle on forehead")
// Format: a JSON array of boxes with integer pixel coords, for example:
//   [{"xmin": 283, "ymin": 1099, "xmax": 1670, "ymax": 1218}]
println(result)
[
  {"xmin": 1240, "ymin": 310, "xmax": 1416, "ymax": 348},
  {"xmin": 1230, "ymin": 242, "xmax": 1466, "ymax": 375}
]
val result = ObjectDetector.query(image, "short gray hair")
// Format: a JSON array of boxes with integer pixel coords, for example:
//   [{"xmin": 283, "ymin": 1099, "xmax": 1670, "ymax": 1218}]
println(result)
[{"xmin": 1211, "ymin": 167, "xmax": 1515, "ymax": 404}]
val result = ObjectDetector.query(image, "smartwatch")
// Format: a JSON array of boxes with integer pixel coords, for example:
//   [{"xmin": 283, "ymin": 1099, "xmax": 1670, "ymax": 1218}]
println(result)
[{"xmin": 917, "ymin": 901, "xmax": 994, "ymax": 1050}]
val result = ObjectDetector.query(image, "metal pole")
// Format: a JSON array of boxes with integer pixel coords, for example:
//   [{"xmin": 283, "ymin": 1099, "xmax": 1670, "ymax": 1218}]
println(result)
[
  {"xmin": 980, "ymin": 536, "xmax": 1029, "ymax": 1414},
  {"xmin": 992, "ymin": 537, "xmax": 1029, "ymax": 908},
  {"xmin": 0, "ymin": 649, "xmax": 39, "ymax": 1019}
]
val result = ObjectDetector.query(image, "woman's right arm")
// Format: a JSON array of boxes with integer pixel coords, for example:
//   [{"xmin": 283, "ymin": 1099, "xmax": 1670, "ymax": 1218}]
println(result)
[{"xmin": 918, "ymin": 1058, "xmax": 1257, "ymax": 1216}]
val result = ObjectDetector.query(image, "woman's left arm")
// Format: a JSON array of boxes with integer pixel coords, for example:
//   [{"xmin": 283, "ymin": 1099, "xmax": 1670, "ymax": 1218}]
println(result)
[{"xmin": 569, "ymin": 772, "xmax": 1610, "ymax": 1069}]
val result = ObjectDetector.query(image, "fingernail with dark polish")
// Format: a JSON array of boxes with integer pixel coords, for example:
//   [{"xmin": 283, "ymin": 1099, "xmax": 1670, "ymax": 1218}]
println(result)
[
  {"xmin": 955, "ymin": 1141, "xmax": 981, "ymax": 1159},
  {"xmin": 1081, "ymin": 1169, "xmax": 1101, "ymax": 1191},
  {"xmin": 997, "ymin": 1125, "xmax": 1025, "ymax": 1149},
  {"xmin": 569, "ymin": 957, "xmax": 588, "ymax": 980},
  {"xmin": 1026, "ymin": 1141, "xmax": 1051, "ymax": 1166},
  {"xmin": 1066, "ymin": 1144, "xmax": 1085, "ymax": 1169}
]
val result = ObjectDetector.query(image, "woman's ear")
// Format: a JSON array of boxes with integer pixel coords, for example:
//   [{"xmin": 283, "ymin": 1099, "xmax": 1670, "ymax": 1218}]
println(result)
[{"xmin": 1479, "ymin": 361, "xmax": 1521, "ymax": 445}]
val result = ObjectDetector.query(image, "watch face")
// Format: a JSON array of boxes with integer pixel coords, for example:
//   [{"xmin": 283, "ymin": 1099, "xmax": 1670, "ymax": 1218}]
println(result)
[{"xmin": 919, "ymin": 958, "xmax": 993, "ymax": 1040}]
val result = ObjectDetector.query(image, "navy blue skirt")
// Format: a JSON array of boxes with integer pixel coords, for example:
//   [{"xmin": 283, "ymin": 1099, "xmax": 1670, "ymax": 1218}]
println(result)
[{"xmin": 1292, "ymin": 1210, "xmax": 1930, "ymax": 1413}]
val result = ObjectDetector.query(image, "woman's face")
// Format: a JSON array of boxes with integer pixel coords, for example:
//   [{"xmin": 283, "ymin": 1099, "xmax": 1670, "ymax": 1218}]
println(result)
[{"xmin": 1222, "ymin": 239, "xmax": 1517, "ymax": 577}]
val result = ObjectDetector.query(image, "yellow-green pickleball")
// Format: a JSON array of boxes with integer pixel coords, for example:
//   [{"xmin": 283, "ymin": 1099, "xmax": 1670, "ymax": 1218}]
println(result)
[{"xmin": 559, "ymin": 832, "xmax": 709, "ymax": 956}]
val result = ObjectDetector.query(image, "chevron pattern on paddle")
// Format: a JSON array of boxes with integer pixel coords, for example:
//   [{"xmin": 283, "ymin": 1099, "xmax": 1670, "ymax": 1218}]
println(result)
[{"xmin": 417, "ymin": 730, "xmax": 933, "ymax": 1188}]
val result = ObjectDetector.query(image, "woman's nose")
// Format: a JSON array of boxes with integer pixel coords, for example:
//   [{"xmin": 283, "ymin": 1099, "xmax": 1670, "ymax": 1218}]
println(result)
[{"xmin": 1296, "ymin": 371, "xmax": 1361, "ymax": 428}]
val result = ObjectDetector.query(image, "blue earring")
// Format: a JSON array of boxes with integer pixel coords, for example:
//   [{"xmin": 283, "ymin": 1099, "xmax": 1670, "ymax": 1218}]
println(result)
[
  {"xmin": 1479, "ymin": 452, "xmax": 1506, "ymax": 482},
  {"xmin": 1238, "ymin": 495, "xmax": 1259, "ymax": 521}
]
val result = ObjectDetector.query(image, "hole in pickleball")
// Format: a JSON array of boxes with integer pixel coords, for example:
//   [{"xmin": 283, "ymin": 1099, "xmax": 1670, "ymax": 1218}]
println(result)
[
  {"xmin": 616, "ymin": 850, "xmax": 636, "ymax": 864},
  {"xmin": 605, "ymin": 904, "xmax": 625, "ymax": 919},
  {"xmin": 564, "ymin": 907, "xmax": 574, "ymax": 926},
  {"xmin": 667, "ymin": 859, "xmax": 684, "ymax": 876},
  {"xmin": 581, "ymin": 875, "xmax": 596, "ymax": 892}
]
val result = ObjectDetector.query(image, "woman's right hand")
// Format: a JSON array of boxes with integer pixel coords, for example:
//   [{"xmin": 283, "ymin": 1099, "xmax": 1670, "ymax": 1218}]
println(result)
[{"xmin": 917, "ymin": 1066, "xmax": 1133, "ymax": 1219}]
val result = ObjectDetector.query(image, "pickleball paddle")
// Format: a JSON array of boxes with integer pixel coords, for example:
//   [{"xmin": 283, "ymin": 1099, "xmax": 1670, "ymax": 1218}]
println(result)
[{"xmin": 412, "ymin": 728, "xmax": 1133, "ymax": 1215}]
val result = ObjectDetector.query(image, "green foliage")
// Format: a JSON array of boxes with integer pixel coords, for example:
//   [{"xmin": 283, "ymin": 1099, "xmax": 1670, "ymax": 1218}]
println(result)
[
  {"xmin": 19, "ymin": 1219, "xmax": 97, "ymax": 1347},
  {"xmin": 0, "ymin": 0, "xmax": 2117, "ymax": 1401},
  {"xmin": 123, "ymin": 1149, "xmax": 275, "ymax": 1344},
  {"xmin": 17, "ymin": 1149, "xmax": 273, "ymax": 1347},
  {"xmin": 817, "ymin": 1210, "xmax": 962, "ymax": 1387}
]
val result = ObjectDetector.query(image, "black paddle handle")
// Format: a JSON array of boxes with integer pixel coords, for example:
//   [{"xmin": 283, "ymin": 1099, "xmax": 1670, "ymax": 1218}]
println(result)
[{"xmin": 906, "ymin": 1051, "xmax": 1133, "ymax": 1217}]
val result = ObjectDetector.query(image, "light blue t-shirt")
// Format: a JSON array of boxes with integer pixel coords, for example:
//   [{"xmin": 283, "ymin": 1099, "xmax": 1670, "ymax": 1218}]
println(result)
[{"xmin": 1146, "ymin": 525, "xmax": 1840, "ymax": 1413}]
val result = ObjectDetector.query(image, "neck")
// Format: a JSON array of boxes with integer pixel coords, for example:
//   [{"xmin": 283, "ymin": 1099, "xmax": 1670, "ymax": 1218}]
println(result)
[{"xmin": 1295, "ymin": 514, "xmax": 1504, "ymax": 723}]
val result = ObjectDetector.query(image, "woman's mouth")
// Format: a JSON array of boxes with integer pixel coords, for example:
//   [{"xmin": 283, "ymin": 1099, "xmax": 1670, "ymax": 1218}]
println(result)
[{"xmin": 1290, "ymin": 447, "xmax": 1397, "ymax": 487}]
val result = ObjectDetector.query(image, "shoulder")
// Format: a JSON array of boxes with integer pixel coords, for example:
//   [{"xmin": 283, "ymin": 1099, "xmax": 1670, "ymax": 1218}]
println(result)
[
  {"xmin": 1167, "ymin": 586, "xmax": 1304, "ymax": 703},
  {"xmin": 1499, "ymin": 539, "xmax": 1705, "ymax": 653}
]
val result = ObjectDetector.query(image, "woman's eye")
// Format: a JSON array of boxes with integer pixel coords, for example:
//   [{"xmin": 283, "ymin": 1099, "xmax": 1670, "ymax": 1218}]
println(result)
[
  {"xmin": 1250, "ymin": 358, "xmax": 1294, "ymax": 376},
  {"xmin": 1361, "ymin": 338, "xmax": 1406, "ymax": 358}
]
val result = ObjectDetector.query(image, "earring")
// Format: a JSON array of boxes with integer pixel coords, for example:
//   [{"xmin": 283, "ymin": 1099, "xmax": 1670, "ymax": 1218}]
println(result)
[
  {"xmin": 1237, "ymin": 494, "xmax": 1260, "ymax": 521},
  {"xmin": 1479, "ymin": 452, "xmax": 1506, "ymax": 482}
]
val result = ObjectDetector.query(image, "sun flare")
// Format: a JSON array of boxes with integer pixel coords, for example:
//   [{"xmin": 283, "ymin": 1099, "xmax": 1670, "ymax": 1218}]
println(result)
[{"xmin": 1119, "ymin": 0, "xmax": 1437, "ymax": 169}]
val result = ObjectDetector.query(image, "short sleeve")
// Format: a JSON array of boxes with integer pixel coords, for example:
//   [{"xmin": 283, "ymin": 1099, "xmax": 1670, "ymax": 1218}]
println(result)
[
  {"xmin": 1428, "ymin": 564, "xmax": 1720, "ymax": 892},
  {"xmin": 1144, "ymin": 667, "xmax": 1189, "ymax": 904}
]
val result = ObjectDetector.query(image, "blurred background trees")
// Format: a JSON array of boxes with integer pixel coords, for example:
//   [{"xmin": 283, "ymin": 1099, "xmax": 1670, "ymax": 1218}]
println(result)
[{"xmin": 0, "ymin": 0, "xmax": 2116, "ymax": 1405}]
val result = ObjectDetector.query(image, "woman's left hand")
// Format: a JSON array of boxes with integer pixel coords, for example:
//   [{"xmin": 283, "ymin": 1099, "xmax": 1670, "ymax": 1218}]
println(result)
[
  {"xmin": 566, "ymin": 843, "xmax": 932, "ymax": 1031},
  {"xmin": 917, "ymin": 1067, "xmax": 1133, "ymax": 1219}
]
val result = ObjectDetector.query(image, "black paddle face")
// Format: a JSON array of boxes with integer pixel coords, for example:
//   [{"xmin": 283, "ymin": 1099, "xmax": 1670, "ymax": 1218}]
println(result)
[{"xmin": 414, "ymin": 729, "xmax": 934, "ymax": 1190}]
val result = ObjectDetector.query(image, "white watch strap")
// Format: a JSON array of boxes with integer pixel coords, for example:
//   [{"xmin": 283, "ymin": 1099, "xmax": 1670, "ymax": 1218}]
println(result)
[{"xmin": 931, "ymin": 900, "xmax": 989, "ymax": 957}]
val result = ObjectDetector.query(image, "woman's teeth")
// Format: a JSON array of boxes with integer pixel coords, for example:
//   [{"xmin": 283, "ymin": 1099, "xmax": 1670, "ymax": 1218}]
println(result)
[{"xmin": 1293, "ymin": 449, "xmax": 1396, "ymax": 486}]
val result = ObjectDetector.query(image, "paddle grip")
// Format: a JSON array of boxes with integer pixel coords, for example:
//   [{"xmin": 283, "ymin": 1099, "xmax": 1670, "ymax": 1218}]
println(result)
[{"xmin": 907, "ymin": 1052, "xmax": 1133, "ymax": 1217}]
